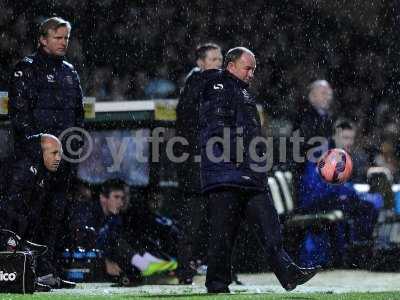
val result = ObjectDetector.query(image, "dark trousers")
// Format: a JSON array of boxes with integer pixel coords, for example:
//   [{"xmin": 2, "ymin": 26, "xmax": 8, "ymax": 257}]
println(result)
[
  {"xmin": 176, "ymin": 192, "xmax": 208, "ymax": 280},
  {"xmin": 206, "ymin": 188, "xmax": 294, "ymax": 290}
]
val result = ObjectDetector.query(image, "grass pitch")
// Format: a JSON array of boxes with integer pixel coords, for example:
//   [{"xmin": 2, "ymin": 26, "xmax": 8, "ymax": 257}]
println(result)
[
  {"xmin": 1, "ymin": 270, "xmax": 400, "ymax": 300},
  {"xmin": 1, "ymin": 292, "xmax": 400, "ymax": 300}
]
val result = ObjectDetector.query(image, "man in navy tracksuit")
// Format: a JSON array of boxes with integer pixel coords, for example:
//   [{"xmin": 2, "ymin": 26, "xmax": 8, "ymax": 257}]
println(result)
[
  {"xmin": 8, "ymin": 17, "xmax": 83, "ymax": 288},
  {"xmin": 199, "ymin": 47, "xmax": 320, "ymax": 293}
]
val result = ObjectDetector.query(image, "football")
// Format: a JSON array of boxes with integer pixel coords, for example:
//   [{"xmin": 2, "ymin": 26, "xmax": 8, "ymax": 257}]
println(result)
[{"xmin": 317, "ymin": 148, "xmax": 353, "ymax": 184}]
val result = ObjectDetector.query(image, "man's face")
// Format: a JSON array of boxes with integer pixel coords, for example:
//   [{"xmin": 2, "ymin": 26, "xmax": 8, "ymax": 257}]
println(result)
[
  {"xmin": 227, "ymin": 52, "xmax": 256, "ymax": 83},
  {"xmin": 309, "ymin": 84, "xmax": 333, "ymax": 110},
  {"xmin": 334, "ymin": 128, "xmax": 355, "ymax": 152},
  {"xmin": 198, "ymin": 49, "xmax": 223, "ymax": 70},
  {"xmin": 42, "ymin": 142, "xmax": 62, "ymax": 172},
  {"xmin": 40, "ymin": 26, "xmax": 70, "ymax": 56},
  {"xmin": 104, "ymin": 191, "xmax": 125, "ymax": 215}
]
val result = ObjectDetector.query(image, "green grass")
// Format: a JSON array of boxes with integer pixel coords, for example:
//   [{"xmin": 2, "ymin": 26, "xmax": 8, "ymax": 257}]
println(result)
[{"xmin": 1, "ymin": 292, "xmax": 400, "ymax": 300}]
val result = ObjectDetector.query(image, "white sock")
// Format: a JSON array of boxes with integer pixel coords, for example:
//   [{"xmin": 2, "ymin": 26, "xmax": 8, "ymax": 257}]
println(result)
[
  {"xmin": 143, "ymin": 252, "xmax": 164, "ymax": 263},
  {"xmin": 131, "ymin": 252, "xmax": 164, "ymax": 271}
]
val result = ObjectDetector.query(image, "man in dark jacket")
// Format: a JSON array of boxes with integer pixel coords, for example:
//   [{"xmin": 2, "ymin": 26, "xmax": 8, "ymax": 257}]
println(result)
[
  {"xmin": 175, "ymin": 43, "xmax": 222, "ymax": 284},
  {"xmin": 199, "ymin": 47, "xmax": 320, "ymax": 293},
  {"xmin": 291, "ymin": 80, "xmax": 335, "ymax": 202},
  {"xmin": 295, "ymin": 80, "xmax": 335, "ymax": 149},
  {"xmin": 9, "ymin": 16, "xmax": 84, "ymax": 156},
  {"xmin": 8, "ymin": 17, "xmax": 84, "ymax": 275},
  {"xmin": 0, "ymin": 134, "xmax": 75, "ymax": 289}
]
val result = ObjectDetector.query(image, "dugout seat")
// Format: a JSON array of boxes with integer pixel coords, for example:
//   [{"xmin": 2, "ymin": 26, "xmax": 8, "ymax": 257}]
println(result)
[{"xmin": 268, "ymin": 171, "xmax": 344, "ymax": 229}]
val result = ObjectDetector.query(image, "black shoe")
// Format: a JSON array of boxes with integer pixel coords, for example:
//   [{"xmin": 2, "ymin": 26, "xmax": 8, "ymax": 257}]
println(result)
[
  {"xmin": 35, "ymin": 282, "xmax": 51, "ymax": 292},
  {"xmin": 58, "ymin": 278, "xmax": 77, "ymax": 289},
  {"xmin": 178, "ymin": 277, "xmax": 193, "ymax": 285},
  {"xmin": 119, "ymin": 271, "xmax": 143, "ymax": 287},
  {"xmin": 207, "ymin": 287, "xmax": 230, "ymax": 293},
  {"xmin": 176, "ymin": 261, "xmax": 197, "ymax": 285},
  {"xmin": 283, "ymin": 264, "xmax": 321, "ymax": 291},
  {"xmin": 206, "ymin": 282, "xmax": 230, "ymax": 294},
  {"xmin": 38, "ymin": 274, "xmax": 76, "ymax": 289},
  {"xmin": 232, "ymin": 272, "xmax": 243, "ymax": 285}
]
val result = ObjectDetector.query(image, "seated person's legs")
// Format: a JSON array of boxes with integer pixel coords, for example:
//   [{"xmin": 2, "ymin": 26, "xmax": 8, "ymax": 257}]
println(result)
[{"xmin": 98, "ymin": 224, "xmax": 177, "ymax": 282}]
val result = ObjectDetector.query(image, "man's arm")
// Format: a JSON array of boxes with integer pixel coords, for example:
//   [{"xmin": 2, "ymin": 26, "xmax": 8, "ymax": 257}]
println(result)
[
  {"xmin": 176, "ymin": 73, "xmax": 201, "ymax": 158},
  {"xmin": 0, "ymin": 161, "xmax": 35, "ymax": 235},
  {"xmin": 72, "ymin": 70, "xmax": 84, "ymax": 128},
  {"xmin": 8, "ymin": 60, "xmax": 37, "ymax": 138}
]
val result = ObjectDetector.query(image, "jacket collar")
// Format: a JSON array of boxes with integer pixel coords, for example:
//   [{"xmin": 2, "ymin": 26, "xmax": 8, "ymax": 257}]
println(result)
[
  {"xmin": 224, "ymin": 70, "xmax": 249, "ymax": 89},
  {"xmin": 37, "ymin": 47, "xmax": 64, "ymax": 66}
]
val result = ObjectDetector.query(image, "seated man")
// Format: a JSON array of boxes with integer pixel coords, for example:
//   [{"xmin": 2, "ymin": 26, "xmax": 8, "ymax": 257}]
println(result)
[
  {"xmin": 72, "ymin": 179, "xmax": 177, "ymax": 283},
  {"xmin": 0, "ymin": 134, "xmax": 75, "ymax": 290},
  {"xmin": 298, "ymin": 120, "xmax": 378, "ymax": 267}
]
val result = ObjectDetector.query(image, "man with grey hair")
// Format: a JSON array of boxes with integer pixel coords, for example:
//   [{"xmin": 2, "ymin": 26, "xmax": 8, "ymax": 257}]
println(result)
[
  {"xmin": 296, "ymin": 79, "xmax": 335, "ymax": 155},
  {"xmin": 9, "ymin": 17, "xmax": 83, "ymax": 151},
  {"xmin": 292, "ymin": 79, "xmax": 336, "ymax": 203},
  {"xmin": 199, "ymin": 47, "xmax": 320, "ymax": 293}
]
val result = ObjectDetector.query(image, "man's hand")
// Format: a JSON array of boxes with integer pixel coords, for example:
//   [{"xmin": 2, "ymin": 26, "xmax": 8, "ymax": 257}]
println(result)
[{"xmin": 105, "ymin": 258, "xmax": 122, "ymax": 276}]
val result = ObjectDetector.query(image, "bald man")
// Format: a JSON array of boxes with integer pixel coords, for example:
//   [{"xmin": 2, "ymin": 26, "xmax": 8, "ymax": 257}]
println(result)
[
  {"xmin": 41, "ymin": 134, "xmax": 62, "ymax": 172},
  {"xmin": 0, "ymin": 133, "xmax": 75, "ymax": 289},
  {"xmin": 199, "ymin": 47, "xmax": 320, "ymax": 293}
]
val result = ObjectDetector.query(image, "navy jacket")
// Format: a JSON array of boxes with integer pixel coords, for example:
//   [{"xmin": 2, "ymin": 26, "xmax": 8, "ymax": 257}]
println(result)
[
  {"xmin": 199, "ymin": 70, "xmax": 266, "ymax": 193},
  {"xmin": 8, "ymin": 48, "xmax": 84, "ymax": 154},
  {"xmin": 0, "ymin": 135, "xmax": 51, "ymax": 238}
]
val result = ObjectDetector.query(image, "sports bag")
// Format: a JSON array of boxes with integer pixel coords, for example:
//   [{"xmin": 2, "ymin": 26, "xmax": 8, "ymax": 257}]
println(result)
[
  {"xmin": 0, "ymin": 229, "xmax": 42, "ymax": 293},
  {"xmin": 0, "ymin": 251, "xmax": 36, "ymax": 293}
]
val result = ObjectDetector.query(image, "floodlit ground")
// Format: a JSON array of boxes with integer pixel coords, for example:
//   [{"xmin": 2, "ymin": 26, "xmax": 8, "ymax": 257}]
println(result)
[
  {"xmin": 52, "ymin": 270, "xmax": 400, "ymax": 296},
  {"xmin": 2, "ymin": 270, "xmax": 400, "ymax": 300}
]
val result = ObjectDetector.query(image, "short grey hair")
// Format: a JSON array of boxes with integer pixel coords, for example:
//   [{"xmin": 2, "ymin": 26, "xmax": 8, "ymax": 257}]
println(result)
[
  {"xmin": 223, "ymin": 47, "xmax": 254, "ymax": 69},
  {"xmin": 308, "ymin": 79, "xmax": 330, "ymax": 94}
]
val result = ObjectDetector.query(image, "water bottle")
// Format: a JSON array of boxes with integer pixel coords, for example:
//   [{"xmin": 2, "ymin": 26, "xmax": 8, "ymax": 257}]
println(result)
[
  {"xmin": 62, "ymin": 248, "xmax": 71, "ymax": 265},
  {"xmin": 394, "ymin": 192, "xmax": 400, "ymax": 215},
  {"xmin": 61, "ymin": 248, "xmax": 71, "ymax": 279},
  {"xmin": 66, "ymin": 247, "xmax": 87, "ymax": 282},
  {"xmin": 85, "ymin": 249, "xmax": 97, "ymax": 263}
]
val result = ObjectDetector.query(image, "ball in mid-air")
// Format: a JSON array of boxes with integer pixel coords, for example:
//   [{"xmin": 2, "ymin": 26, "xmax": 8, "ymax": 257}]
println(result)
[{"xmin": 318, "ymin": 148, "xmax": 353, "ymax": 184}]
